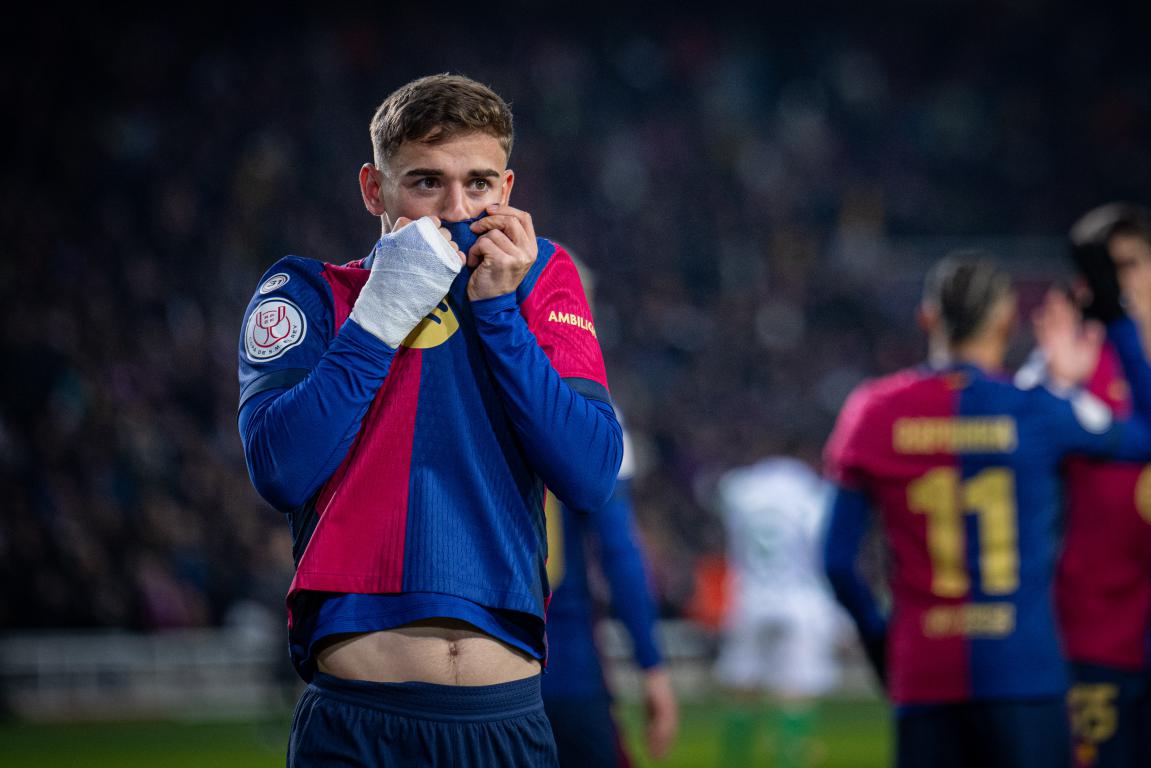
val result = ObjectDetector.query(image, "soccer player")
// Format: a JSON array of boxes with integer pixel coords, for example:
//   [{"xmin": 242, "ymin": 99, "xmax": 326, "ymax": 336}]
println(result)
[
  {"xmin": 712, "ymin": 454, "xmax": 843, "ymax": 768},
  {"xmin": 823, "ymin": 253, "xmax": 1151, "ymax": 768},
  {"xmin": 1051, "ymin": 204, "xmax": 1151, "ymax": 768},
  {"xmin": 541, "ymin": 422, "xmax": 679, "ymax": 767},
  {"xmin": 237, "ymin": 74, "xmax": 622, "ymax": 766}
]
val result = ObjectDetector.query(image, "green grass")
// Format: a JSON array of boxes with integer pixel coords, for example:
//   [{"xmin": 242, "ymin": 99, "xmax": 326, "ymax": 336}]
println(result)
[
  {"xmin": 616, "ymin": 698, "xmax": 891, "ymax": 767},
  {"xmin": 0, "ymin": 698, "xmax": 890, "ymax": 767},
  {"xmin": 0, "ymin": 718, "xmax": 289, "ymax": 768}
]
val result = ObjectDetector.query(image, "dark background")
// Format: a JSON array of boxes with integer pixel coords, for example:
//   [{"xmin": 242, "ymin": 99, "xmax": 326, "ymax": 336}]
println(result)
[{"xmin": 2, "ymin": 3, "xmax": 1147, "ymax": 631}]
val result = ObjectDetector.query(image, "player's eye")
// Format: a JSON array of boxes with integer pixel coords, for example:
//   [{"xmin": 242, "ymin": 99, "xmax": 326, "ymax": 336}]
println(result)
[
  {"xmin": 415, "ymin": 177, "xmax": 440, "ymax": 189},
  {"xmin": 469, "ymin": 178, "xmax": 491, "ymax": 191}
]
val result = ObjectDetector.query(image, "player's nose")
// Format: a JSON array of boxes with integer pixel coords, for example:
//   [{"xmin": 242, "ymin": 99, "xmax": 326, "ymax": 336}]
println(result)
[{"xmin": 440, "ymin": 184, "xmax": 471, "ymax": 223}]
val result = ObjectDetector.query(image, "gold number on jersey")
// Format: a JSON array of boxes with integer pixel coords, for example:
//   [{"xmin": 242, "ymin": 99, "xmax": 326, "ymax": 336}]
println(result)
[
  {"xmin": 907, "ymin": 467, "xmax": 1019, "ymax": 597},
  {"xmin": 1135, "ymin": 467, "xmax": 1151, "ymax": 525},
  {"xmin": 545, "ymin": 492, "xmax": 565, "ymax": 587},
  {"xmin": 1068, "ymin": 683, "xmax": 1119, "ymax": 746}
]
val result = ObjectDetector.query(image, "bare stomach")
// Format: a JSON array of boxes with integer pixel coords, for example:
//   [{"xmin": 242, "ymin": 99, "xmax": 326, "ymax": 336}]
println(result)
[{"xmin": 315, "ymin": 619, "xmax": 541, "ymax": 686}]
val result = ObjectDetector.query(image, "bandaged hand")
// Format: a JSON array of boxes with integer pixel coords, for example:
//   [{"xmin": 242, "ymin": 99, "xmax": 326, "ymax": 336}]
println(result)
[{"xmin": 351, "ymin": 217, "xmax": 465, "ymax": 347}]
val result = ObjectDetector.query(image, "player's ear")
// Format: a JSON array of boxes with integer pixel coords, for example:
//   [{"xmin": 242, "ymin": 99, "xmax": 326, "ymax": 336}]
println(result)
[
  {"xmin": 993, "ymin": 293, "xmax": 1019, "ymax": 335},
  {"xmin": 359, "ymin": 163, "xmax": 388, "ymax": 217},
  {"xmin": 500, "ymin": 169, "xmax": 515, "ymax": 206},
  {"xmin": 916, "ymin": 303, "xmax": 938, "ymax": 334}
]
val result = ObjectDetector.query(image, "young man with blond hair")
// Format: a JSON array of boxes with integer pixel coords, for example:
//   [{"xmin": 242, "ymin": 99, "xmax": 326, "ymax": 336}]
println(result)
[{"xmin": 238, "ymin": 74, "xmax": 621, "ymax": 766}]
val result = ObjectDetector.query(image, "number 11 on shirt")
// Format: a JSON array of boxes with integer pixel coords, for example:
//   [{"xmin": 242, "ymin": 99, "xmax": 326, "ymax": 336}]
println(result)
[{"xmin": 908, "ymin": 467, "xmax": 1019, "ymax": 598}]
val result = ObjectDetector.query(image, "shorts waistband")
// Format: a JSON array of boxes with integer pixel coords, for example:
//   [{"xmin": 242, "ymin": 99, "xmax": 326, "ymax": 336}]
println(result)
[{"xmin": 308, "ymin": 672, "xmax": 543, "ymax": 722}]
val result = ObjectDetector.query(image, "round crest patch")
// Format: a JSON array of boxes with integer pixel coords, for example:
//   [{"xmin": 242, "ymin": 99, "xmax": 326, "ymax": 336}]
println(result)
[
  {"xmin": 245, "ymin": 298, "xmax": 307, "ymax": 362},
  {"xmin": 259, "ymin": 272, "xmax": 291, "ymax": 294}
]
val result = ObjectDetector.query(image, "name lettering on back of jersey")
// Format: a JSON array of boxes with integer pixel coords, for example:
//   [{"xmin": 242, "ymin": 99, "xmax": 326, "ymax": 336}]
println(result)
[
  {"xmin": 259, "ymin": 272, "xmax": 291, "ymax": 294},
  {"xmin": 547, "ymin": 310, "xmax": 596, "ymax": 338},
  {"xmin": 245, "ymin": 298, "xmax": 307, "ymax": 362},
  {"xmin": 922, "ymin": 603, "xmax": 1015, "ymax": 638},
  {"xmin": 893, "ymin": 417, "xmax": 1017, "ymax": 454}
]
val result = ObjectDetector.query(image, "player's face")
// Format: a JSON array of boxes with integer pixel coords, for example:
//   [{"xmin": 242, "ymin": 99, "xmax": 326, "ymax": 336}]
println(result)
[
  {"xmin": 1110, "ymin": 233, "xmax": 1151, "ymax": 318},
  {"xmin": 364, "ymin": 132, "xmax": 514, "ymax": 229}
]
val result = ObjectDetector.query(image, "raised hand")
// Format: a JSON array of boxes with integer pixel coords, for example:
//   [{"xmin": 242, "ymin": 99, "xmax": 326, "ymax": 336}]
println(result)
[
  {"xmin": 1033, "ymin": 287, "xmax": 1104, "ymax": 390},
  {"xmin": 350, "ymin": 216, "xmax": 465, "ymax": 348},
  {"xmin": 391, "ymin": 216, "xmax": 466, "ymax": 266},
  {"xmin": 466, "ymin": 204, "xmax": 538, "ymax": 301}
]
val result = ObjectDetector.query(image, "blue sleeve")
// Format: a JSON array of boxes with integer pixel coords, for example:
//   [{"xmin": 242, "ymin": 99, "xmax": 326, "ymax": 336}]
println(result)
[
  {"xmin": 1108, "ymin": 317, "xmax": 1151, "ymax": 421},
  {"xmin": 236, "ymin": 258, "xmax": 396, "ymax": 511},
  {"xmin": 239, "ymin": 320, "xmax": 395, "ymax": 510},
  {"xmin": 823, "ymin": 485, "xmax": 886, "ymax": 644},
  {"xmin": 471, "ymin": 293, "xmax": 623, "ymax": 512},
  {"xmin": 587, "ymin": 477, "xmax": 663, "ymax": 670},
  {"xmin": 1046, "ymin": 318, "xmax": 1151, "ymax": 461},
  {"xmin": 1042, "ymin": 393, "xmax": 1151, "ymax": 463}
]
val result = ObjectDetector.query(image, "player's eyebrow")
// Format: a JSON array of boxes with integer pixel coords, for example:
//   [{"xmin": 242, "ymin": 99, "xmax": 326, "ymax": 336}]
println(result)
[{"xmin": 403, "ymin": 168, "xmax": 501, "ymax": 178}]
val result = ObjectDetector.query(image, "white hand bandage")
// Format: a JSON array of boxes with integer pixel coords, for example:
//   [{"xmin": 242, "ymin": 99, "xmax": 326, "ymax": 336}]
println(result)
[{"xmin": 351, "ymin": 217, "xmax": 463, "ymax": 347}]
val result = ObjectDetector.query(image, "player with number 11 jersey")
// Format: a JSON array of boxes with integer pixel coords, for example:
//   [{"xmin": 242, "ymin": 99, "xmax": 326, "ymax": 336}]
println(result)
[{"xmin": 824, "ymin": 254, "xmax": 1151, "ymax": 768}]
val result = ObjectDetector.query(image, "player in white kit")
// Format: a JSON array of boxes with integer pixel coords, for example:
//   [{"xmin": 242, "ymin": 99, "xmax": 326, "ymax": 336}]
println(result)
[{"xmin": 713, "ymin": 455, "xmax": 843, "ymax": 768}]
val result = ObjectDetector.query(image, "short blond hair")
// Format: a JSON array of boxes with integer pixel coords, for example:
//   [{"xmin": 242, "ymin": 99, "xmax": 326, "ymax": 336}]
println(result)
[{"xmin": 370, "ymin": 74, "xmax": 514, "ymax": 165}]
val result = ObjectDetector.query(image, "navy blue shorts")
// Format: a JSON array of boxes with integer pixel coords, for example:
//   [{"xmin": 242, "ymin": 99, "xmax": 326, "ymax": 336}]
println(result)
[
  {"xmin": 543, "ymin": 696, "xmax": 630, "ymax": 768},
  {"xmin": 288, "ymin": 673, "xmax": 558, "ymax": 767},
  {"xmin": 1067, "ymin": 663, "xmax": 1151, "ymax": 768},
  {"xmin": 896, "ymin": 697, "xmax": 1070, "ymax": 768}
]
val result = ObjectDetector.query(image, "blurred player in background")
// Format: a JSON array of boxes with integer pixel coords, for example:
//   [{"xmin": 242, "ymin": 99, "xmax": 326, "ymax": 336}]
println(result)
[
  {"xmin": 823, "ymin": 253, "xmax": 1151, "ymax": 768},
  {"xmin": 237, "ymin": 74, "xmax": 621, "ymax": 766},
  {"xmin": 712, "ymin": 453, "xmax": 843, "ymax": 768},
  {"xmin": 541, "ymin": 423, "xmax": 679, "ymax": 767},
  {"xmin": 1046, "ymin": 204, "xmax": 1151, "ymax": 768},
  {"xmin": 540, "ymin": 256, "xmax": 678, "ymax": 766}
]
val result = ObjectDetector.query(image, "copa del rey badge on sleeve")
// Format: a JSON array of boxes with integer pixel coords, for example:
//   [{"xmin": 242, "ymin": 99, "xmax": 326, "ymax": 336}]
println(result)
[{"xmin": 245, "ymin": 298, "xmax": 307, "ymax": 362}]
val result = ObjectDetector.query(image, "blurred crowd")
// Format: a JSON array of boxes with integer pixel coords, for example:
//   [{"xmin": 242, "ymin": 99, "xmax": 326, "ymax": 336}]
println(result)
[{"xmin": 2, "ymin": 7, "xmax": 1148, "ymax": 630}]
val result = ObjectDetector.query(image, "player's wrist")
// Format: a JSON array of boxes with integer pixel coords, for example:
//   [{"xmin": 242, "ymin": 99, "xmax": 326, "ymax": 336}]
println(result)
[
  {"xmin": 353, "ymin": 219, "xmax": 463, "ymax": 346},
  {"xmin": 341, "ymin": 315, "xmax": 399, "ymax": 356},
  {"xmin": 469, "ymin": 291, "xmax": 518, "ymax": 314}
]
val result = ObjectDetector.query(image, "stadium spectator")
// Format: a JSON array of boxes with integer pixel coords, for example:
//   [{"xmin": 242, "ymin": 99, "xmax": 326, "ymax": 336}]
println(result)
[{"xmin": 541, "ymin": 418, "xmax": 679, "ymax": 766}]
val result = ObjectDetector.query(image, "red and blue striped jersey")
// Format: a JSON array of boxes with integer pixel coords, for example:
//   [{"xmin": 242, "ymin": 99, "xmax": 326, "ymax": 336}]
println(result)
[
  {"xmin": 825, "ymin": 360, "xmax": 1150, "ymax": 705},
  {"xmin": 237, "ymin": 225, "xmax": 620, "ymax": 679},
  {"xmin": 1057, "ymin": 341, "xmax": 1151, "ymax": 671}
]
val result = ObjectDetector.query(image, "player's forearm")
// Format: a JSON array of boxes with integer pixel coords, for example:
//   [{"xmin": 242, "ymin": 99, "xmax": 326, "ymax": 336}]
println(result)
[
  {"xmin": 823, "ymin": 487, "xmax": 886, "ymax": 642},
  {"xmin": 472, "ymin": 294, "xmax": 622, "ymax": 512},
  {"xmin": 1108, "ymin": 317, "xmax": 1151, "ymax": 421},
  {"xmin": 610, "ymin": 566, "xmax": 663, "ymax": 670},
  {"xmin": 592, "ymin": 480, "xmax": 664, "ymax": 669},
  {"xmin": 240, "ymin": 319, "xmax": 395, "ymax": 509},
  {"xmin": 1095, "ymin": 319, "xmax": 1151, "ymax": 460}
]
